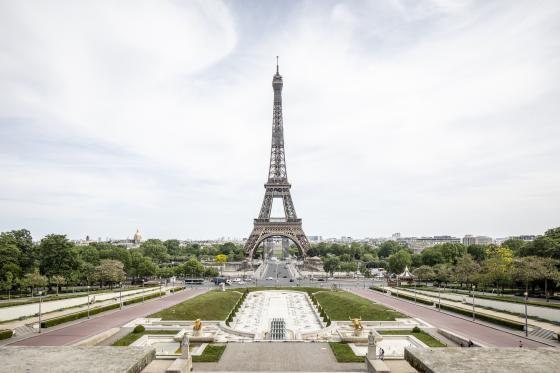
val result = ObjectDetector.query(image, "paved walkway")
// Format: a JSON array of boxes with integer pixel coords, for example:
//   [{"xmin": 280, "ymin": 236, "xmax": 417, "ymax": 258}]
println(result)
[
  {"xmin": 383, "ymin": 286, "xmax": 560, "ymax": 334},
  {"xmin": 8, "ymin": 288, "xmax": 208, "ymax": 346},
  {"xmin": 193, "ymin": 343, "xmax": 366, "ymax": 372},
  {"xmin": 350, "ymin": 289, "xmax": 550, "ymax": 348},
  {"xmin": 0, "ymin": 286, "xmax": 169, "ymax": 329}
]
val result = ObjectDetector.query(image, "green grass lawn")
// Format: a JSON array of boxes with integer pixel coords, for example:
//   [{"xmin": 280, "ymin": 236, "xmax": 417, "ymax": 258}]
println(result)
[
  {"xmin": 192, "ymin": 344, "xmax": 226, "ymax": 362},
  {"xmin": 378, "ymin": 329, "xmax": 446, "ymax": 347},
  {"xmin": 328, "ymin": 342, "xmax": 364, "ymax": 362},
  {"xmin": 149, "ymin": 291, "xmax": 241, "ymax": 320},
  {"xmin": 315, "ymin": 291, "xmax": 405, "ymax": 320},
  {"xmin": 112, "ymin": 329, "xmax": 179, "ymax": 346}
]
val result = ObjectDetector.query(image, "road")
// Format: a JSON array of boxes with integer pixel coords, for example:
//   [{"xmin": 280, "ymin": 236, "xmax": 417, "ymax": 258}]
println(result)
[
  {"xmin": 261, "ymin": 261, "xmax": 293, "ymax": 280},
  {"xmin": 8, "ymin": 288, "xmax": 207, "ymax": 346},
  {"xmin": 350, "ymin": 288, "xmax": 550, "ymax": 348}
]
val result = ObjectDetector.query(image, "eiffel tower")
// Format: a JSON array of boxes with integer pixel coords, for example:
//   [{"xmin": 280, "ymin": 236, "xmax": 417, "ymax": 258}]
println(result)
[{"xmin": 244, "ymin": 59, "xmax": 310, "ymax": 259}]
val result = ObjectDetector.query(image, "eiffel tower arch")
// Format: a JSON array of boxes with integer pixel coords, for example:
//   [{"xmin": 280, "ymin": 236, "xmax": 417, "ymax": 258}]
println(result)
[{"xmin": 244, "ymin": 59, "xmax": 310, "ymax": 259}]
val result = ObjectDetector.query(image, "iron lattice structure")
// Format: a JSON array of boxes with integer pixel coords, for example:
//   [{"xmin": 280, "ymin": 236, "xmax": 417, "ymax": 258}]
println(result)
[{"xmin": 244, "ymin": 61, "xmax": 310, "ymax": 258}]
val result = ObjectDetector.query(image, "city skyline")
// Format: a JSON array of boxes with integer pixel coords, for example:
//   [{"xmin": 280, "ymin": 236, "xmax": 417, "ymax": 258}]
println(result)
[{"xmin": 1, "ymin": 1, "xmax": 559, "ymax": 240}]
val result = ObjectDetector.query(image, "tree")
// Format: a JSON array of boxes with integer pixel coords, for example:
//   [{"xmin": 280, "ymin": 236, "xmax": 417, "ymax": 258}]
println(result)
[
  {"xmin": 141, "ymin": 239, "xmax": 169, "ymax": 263},
  {"xmin": 480, "ymin": 246, "xmax": 513, "ymax": 293},
  {"xmin": 413, "ymin": 265, "xmax": 435, "ymax": 284},
  {"xmin": 377, "ymin": 241, "xmax": 405, "ymax": 258},
  {"xmin": 420, "ymin": 246, "xmax": 444, "ymax": 266},
  {"xmin": 22, "ymin": 269, "xmax": 48, "ymax": 296},
  {"xmin": 439, "ymin": 243, "xmax": 466, "ymax": 264},
  {"xmin": 93, "ymin": 260, "xmax": 126, "ymax": 288},
  {"xmin": 521, "ymin": 236, "xmax": 560, "ymax": 259},
  {"xmin": 49, "ymin": 275, "xmax": 66, "ymax": 296},
  {"xmin": 540, "ymin": 258, "xmax": 560, "ymax": 301},
  {"xmin": 78, "ymin": 246, "xmax": 100, "ymax": 266},
  {"xmin": 411, "ymin": 253, "xmax": 423, "ymax": 268},
  {"xmin": 323, "ymin": 257, "xmax": 340, "ymax": 277},
  {"xmin": 501, "ymin": 239, "xmax": 525, "ymax": 255},
  {"xmin": 453, "ymin": 254, "xmax": 480, "ymax": 287},
  {"xmin": 0, "ymin": 229, "xmax": 35, "ymax": 272},
  {"xmin": 0, "ymin": 272, "xmax": 14, "ymax": 300},
  {"xmin": 164, "ymin": 239, "xmax": 181, "ymax": 257},
  {"xmin": 204, "ymin": 267, "xmax": 219, "ymax": 278},
  {"xmin": 340, "ymin": 262, "xmax": 357, "ymax": 276},
  {"xmin": 39, "ymin": 234, "xmax": 81, "ymax": 278},
  {"xmin": 467, "ymin": 244, "xmax": 487, "ymax": 262},
  {"xmin": 388, "ymin": 249, "xmax": 412, "ymax": 274},
  {"xmin": 215, "ymin": 254, "xmax": 228, "ymax": 264},
  {"xmin": 432, "ymin": 263, "xmax": 451, "ymax": 286},
  {"xmin": 510, "ymin": 256, "xmax": 547, "ymax": 295}
]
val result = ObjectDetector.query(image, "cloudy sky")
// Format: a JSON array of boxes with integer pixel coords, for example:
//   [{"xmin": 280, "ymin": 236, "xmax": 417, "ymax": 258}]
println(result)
[{"xmin": 0, "ymin": 0, "xmax": 559, "ymax": 241}]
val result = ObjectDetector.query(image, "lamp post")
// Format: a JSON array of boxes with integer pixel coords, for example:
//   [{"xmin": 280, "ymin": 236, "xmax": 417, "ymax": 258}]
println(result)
[
  {"xmin": 414, "ymin": 281, "xmax": 417, "ymax": 304},
  {"xmin": 142, "ymin": 279, "xmax": 145, "ymax": 303},
  {"xmin": 524, "ymin": 291, "xmax": 528, "ymax": 337},
  {"xmin": 471, "ymin": 285, "xmax": 476, "ymax": 322},
  {"xmin": 38, "ymin": 291, "xmax": 43, "ymax": 334},
  {"xmin": 438, "ymin": 287, "xmax": 441, "ymax": 311},
  {"xmin": 87, "ymin": 285, "xmax": 91, "ymax": 319},
  {"xmin": 119, "ymin": 282, "xmax": 123, "ymax": 310}
]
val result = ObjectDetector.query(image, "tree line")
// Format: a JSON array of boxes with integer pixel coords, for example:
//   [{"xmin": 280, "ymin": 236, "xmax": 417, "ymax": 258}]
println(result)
[
  {"xmin": 0, "ymin": 230, "xmax": 244, "ymax": 297},
  {"xmin": 314, "ymin": 227, "xmax": 560, "ymax": 297}
]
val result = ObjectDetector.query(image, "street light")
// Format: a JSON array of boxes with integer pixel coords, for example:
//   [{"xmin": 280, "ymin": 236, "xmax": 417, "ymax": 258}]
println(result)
[
  {"xmin": 414, "ymin": 281, "xmax": 417, "ymax": 304},
  {"xmin": 472, "ymin": 285, "xmax": 476, "ymax": 322},
  {"xmin": 119, "ymin": 282, "xmax": 123, "ymax": 310},
  {"xmin": 87, "ymin": 285, "xmax": 91, "ymax": 319},
  {"xmin": 438, "ymin": 287, "xmax": 441, "ymax": 311},
  {"xmin": 142, "ymin": 279, "xmax": 145, "ymax": 303},
  {"xmin": 524, "ymin": 291, "xmax": 528, "ymax": 337},
  {"xmin": 38, "ymin": 291, "xmax": 43, "ymax": 334}
]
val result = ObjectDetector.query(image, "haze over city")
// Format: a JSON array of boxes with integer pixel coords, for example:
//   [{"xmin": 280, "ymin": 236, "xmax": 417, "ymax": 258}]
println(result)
[{"xmin": 1, "ymin": 0, "xmax": 559, "ymax": 240}]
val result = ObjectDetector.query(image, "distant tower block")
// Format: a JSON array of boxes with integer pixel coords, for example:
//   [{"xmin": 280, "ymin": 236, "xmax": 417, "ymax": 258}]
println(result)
[
  {"xmin": 244, "ymin": 59, "xmax": 310, "ymax": 258},
  {"xmin": 133, "ymin": 228, "xmax": 142, "ymax": 244}
]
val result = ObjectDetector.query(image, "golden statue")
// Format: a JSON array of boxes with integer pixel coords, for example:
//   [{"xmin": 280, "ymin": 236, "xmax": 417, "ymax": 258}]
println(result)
[
  {"xmin": 193, "ymin": 319, "xmax": 202, "ymax": 335},
  {"xmin": 350, "ymin": 317, "xmax": 363, "ymax": 336}
]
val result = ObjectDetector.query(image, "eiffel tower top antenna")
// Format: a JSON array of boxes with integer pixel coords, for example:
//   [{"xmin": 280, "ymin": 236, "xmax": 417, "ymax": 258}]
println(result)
[{"xmin": 276, "ymin": 56, "xmax": 279, "ymax": 74}]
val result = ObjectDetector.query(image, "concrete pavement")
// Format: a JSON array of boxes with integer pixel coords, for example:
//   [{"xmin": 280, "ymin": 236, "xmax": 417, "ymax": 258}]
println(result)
[
  {"xmin": 8, "ymin": 287, "xmax": 208, "ymax": 346},
  {"xmin": 350, "ymin": 289, "xmax": 550, "ymax": 348}
]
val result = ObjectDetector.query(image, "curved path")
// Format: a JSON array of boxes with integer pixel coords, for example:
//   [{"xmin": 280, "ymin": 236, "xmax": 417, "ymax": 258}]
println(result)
[
  {"xmin": 350, "ymin": 289, "xmax": 550, "ymax": 348},
  {"xmin": 9, "ymin": 288, "xmax": 208, "ymax": 346}
]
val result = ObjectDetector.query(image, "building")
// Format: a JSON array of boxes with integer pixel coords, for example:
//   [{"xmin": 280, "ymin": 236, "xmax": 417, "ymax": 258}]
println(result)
[
  {"xmin": 398, "ymin": 235, "xmax": 461, "ymax": 253},
  {"xmin": 462, "ymin": 235, "xmax": 493, "ymax": 246},
  {"xmin": 308, "ymin": 235, "xmax": 323, "ymax": 243},
  {"xmin": 391, "ymin": 233, "xmax": 401, "ymax": 240}
]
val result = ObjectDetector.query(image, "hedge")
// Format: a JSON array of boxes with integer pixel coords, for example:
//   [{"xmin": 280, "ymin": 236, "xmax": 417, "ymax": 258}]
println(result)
[
  {"xmin": 226, "ymin": 289, "xmax": 248, "ymax": 326},
  {"xmin": 41, "ymin": 291, "xmax": 165, "ymax": 328},
  {"xmin": 438, "ymin": 303, "xmax": 525, "ymax": 331},
  {"xmin": 370, "ymin": 286, "xmax": 434, "ymax": 306},
  {"xmin": 0, "ymin": 329, "xmax": 13, "ymax": 340}
]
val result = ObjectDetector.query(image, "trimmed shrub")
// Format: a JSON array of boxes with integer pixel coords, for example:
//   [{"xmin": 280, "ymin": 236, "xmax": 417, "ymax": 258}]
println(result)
[
  {"xmin": 412, "ymin": 326, "xmax": 421, "ymax": 333},
  {"xmin": 133, "ymin": 325, "xmax": 145, "ymax": 333},
  {"xmin": 393, "ymin": 292, "xmax": 435, "ymax": 306},
  {"xmin": 439, "ymin": 303, "xmax": 524, "ymax": 331},
  {"xmin": 0, "ymin": 329, "xmax": 13, "ymax": 340}
]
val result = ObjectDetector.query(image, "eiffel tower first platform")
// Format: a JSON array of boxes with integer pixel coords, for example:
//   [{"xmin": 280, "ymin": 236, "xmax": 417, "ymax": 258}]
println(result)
[{"xmin": 244, "ymin": 59, "xmax": 310, "ymax": 259}]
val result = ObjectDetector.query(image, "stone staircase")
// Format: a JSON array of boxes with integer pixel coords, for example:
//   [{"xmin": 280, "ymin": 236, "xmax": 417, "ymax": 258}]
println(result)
[
  {"xmin": 13, "ymin": 324, "xmax": 36, "ymax": 338},
  {"xmin": 529, "ymin": 326, "xmax": 557, "ymax": 340}
]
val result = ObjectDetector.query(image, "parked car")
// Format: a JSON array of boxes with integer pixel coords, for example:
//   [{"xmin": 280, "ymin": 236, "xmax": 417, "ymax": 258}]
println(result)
[
  {"xmin": 318, "ymin": 278, "xmax": 325, "ymax": 282},
  {"xmin": 266, "ymin": 277, "xmax": 273, "ymax": 280}
]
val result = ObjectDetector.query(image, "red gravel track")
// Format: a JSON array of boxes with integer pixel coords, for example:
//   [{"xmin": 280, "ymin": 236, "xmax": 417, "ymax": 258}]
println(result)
[
  {"xmin": 10, "ymin": 288, "xmax": 208, "ymax": 346},
  {"xmin": 350, "ymin": 289, "xmax": 549, "ymax": 347}
]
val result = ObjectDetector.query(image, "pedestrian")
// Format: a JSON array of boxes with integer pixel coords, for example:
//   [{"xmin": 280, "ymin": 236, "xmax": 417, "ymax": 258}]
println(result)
[
  {"xmin": 519, "ymin": 341, "xmax": 523, "ymax": 348},
  {"xmin": 467, "ymin": 339, "xmax": 473, "ymax": 347},
  {"xmin": 380, "ymin": 348, "xmax": 385, "ymax": 361},
  {"xmin": 460, "ymin": 342, "xmax": 464, "ymax": 347}
]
